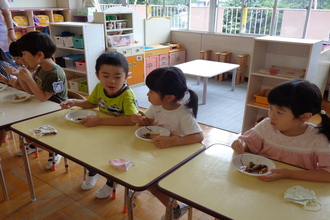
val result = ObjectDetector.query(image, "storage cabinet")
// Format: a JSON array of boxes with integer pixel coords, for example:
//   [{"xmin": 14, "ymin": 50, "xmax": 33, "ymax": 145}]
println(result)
[
  {"xmin": 94, "ymin": 7, "xmax": 145, "ymax": 86},
  {"xmin": 242, "ymin": 36, "xmax": 323, "ymax": 133},
  {"xmin": 145, "ymin": 56, "xmax": 159, "ymax": 76},
  {"xmin": 49, "ymin": 22, "xmax": 105, "ymax": 95},
  {"xmin": 169, "ymin": 49, "xmax": 186, "ymax": 65},
  {"xmin": 159, "ymin": 54, "xmax": 169, "ymax": 67},
  {"xmin": 93, "ymin": 7, "xmax": 144, "ymax": 51},
  {"xmin": 10, "ymin": 8, "xmax": 71, "ymax": 38},
  {"xmin": 126, "ymin": 55, "xmax": 145, "ymax": 85}
]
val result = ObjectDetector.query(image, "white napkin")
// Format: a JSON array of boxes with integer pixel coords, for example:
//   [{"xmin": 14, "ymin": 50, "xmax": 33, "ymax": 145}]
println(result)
[{"xmin": 284, "ymin": 185, "xmax": 322, "ymax": 211}]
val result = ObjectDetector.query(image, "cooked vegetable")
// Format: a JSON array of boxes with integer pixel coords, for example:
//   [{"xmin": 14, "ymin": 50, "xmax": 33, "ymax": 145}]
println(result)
[{"xmin": 242, "ymin": 161, "xmax": 268, "ymax": 174}]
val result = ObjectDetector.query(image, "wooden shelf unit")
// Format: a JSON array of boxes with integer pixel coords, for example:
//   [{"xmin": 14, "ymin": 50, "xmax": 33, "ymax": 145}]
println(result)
[
  {"xmin": 242, "ymin": 36, "xmax": 323, "ymax": 133},
  {"xmin": 10, "ymin": 7, "xmax": 71, "ymax": 38}
]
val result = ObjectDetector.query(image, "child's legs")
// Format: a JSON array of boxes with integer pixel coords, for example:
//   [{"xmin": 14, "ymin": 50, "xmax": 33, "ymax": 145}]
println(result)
[
  {"xmin": 149, "ymin": 183, "xmax": 178, "ymax": 207},
  {"xmin": 0, "ymin": 129, "xmax": 6, "ymax": 148},
  {"xmin": 25, "ymin": 138, "xmax": 49, "ymax": 152}
]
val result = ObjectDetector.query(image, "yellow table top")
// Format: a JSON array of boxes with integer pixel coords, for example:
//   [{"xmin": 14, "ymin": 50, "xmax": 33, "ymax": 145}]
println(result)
[
  {"xmin": 10, "ymin": 109, "xmax": 204, "ymax": 190},
  {"xmin": 158, "ymin": 145, "xmax": 330, "ymax": 220}
]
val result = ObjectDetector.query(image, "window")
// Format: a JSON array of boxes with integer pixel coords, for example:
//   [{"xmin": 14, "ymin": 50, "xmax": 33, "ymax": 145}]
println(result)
[{"xmin": 100, "ymin": 0, "xmax": 330, "ymax": 41}]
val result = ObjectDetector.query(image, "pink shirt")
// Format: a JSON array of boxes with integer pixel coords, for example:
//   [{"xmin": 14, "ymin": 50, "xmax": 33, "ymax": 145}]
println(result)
[{"xmin": 239, "ymin": 117, "xmax": 330, "ymax": 172}]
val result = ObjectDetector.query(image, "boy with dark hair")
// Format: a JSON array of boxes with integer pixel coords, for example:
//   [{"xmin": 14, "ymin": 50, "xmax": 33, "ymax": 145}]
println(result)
[
  {"xmin": 11, "ymin": 31, "xmax": 68, "ymax": 169},
  {"xmin": 15, "ymin": 31, "xmax": 67, "ymax": 103}
]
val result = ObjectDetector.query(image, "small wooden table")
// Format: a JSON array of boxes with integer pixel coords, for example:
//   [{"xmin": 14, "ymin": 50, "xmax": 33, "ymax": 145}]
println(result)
[
  {"xmin": 11, "ymin": 109, "xmax": 205, "ymax": 219},
  {"xmin": 175, "ymin": 59, "xmax": 240, "ymax": 104},
  {"xmin": 158, "ymin": 144, "xmax": 330, "ymax": 220}
]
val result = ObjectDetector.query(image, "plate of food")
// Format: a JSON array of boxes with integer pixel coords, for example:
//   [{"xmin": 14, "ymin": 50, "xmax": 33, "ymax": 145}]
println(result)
[
  {"xmin": 135, "ymin": 126, "xmax": 171, "ymax": 142},
  {"xmin": 231, "ymin": 154, "xmax": 275, "ymax": 176},
  {"xmin": 0, "ymin": 84, "xmax": 8, "ymax": 92},
  {"xmin": 65, "ymin": 110, "xmax": 97, "ymax": 123},
  {"xmin": 3, "ymin": 92, "xmax": 31, "ymax": 103}
]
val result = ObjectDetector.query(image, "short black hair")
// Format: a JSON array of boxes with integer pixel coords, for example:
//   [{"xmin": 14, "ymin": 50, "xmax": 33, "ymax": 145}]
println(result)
[
  {"xmin": 268, "ymin": 79, "xmax": 322, "ymax": 118},
  {"xmin": 17, "ymin": 32, "xmax": 56, "ymax": 58},
  {"xmin": 9, "ymin": 41, "xmax": 22, "ymax": 57},
  {"xmin": 95, "ymin": 52, "xmax": 129, "ymax": 76}
]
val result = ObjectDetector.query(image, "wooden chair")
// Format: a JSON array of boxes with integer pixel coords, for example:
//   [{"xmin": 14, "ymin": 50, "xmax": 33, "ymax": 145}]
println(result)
[
  {"xmin": 214, "ymin": 51, "xmax": 232, "ymax": 81},
  {"xmin": 68, "ymin": 90, "xmax": 87, "ymax": 100},
  {"xmin": 235, "ymin": 54, "xmax": 249, "ymax": 84},
  {"xmin": 214, "ymin": 53, "xmax": 249, "ymax": 85},
  {"xmin": 199, "ymin": 49, "xmax": 212, "ymax": 60}
]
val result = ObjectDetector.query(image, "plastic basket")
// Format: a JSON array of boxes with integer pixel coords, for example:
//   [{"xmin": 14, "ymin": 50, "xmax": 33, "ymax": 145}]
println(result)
[
  {"xmin": 78, "ymin": 81, "xmax": 88, "ymax": 94},
  {"xmin": 72, "ymin": 37, "xmax": 84, "ymax": 49},
  {"xmin": 75, "ymin": 60, "xmax": 86, "ymax": 72}
]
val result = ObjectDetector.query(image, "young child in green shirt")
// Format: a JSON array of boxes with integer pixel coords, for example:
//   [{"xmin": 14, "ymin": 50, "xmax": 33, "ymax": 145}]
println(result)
[{"xmin": 60, "ymin": 51, "xmax": 139, "ymax": 198}]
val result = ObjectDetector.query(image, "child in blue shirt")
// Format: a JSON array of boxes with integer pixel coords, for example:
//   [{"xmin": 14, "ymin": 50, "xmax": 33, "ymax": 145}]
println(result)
[{"xmin": 60, "ymin": 51, "xmax": 139, "ymax": 198}]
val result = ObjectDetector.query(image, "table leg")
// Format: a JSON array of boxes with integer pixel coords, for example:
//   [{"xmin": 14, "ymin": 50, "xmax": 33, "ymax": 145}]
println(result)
[
  {"xmin": 20, "ymin": 135, "xmax": 36, "ymax": 201},
  {"xmin": 64, "ymin": 157, "xmax": 69, "ymax": 173},
  {"xmin": 126, "ymin": 187, "xmax": 135, "ymax": 220},
  {"xmin": 165, "ymin": 197, "xmax": 175, "ymax": 220},
  {"xmin": 231, "ymin": 69, "xmax": 237, "ymax": 91},
  {"xmin": 202, "ymin": 77, "xmax": 208, "ymax": 105},
  {"xmin": 0, "ymin": 158, "xmax": 9, "ymax": 200}
]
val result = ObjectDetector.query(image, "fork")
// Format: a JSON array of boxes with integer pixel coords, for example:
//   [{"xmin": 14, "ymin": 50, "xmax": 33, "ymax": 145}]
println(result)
[
  {"xmin": 240, "ymin": 154, "xmax": 244, "ymax": 167},
  {"xmin": 141, "ymin": 119, "xmax": 152, "ymax": 131}
]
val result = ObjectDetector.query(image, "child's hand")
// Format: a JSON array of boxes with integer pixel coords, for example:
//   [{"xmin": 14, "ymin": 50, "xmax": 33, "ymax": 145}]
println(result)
[
  {"xmin": 79, "ymin": 116, "xmax": 101, "ymax": 127},
  {"xmin": 4, "ymin": 65, "xmax": 19, "ymax": 76},
  {"xmin": 258, "ymin": 168, "xmax": 291, "ymax": 182},
  {"xmin": 60, "ymin": 99, "xmax": 75, "ymax": 109},
  {"xmin": 0, "ymin": 74, "xmax": 9, "ymax": 84},
  {"xmin": 131, "ymin": 113, "xmax": 143, "ymax": 124},
  {"xmin": 231, "ymin": 139, "xmax": 246, "ymax": 154},
  {"xmin": 14, "ymin": 68, "xmax": 33, "ymax": 82},
  {"xmin": 152, "ymin": 136, "xmax": 174, "ymax": 149},
  {"xmin": 8, "ymin": 78, "xmax": 18, "ymax": 87}
]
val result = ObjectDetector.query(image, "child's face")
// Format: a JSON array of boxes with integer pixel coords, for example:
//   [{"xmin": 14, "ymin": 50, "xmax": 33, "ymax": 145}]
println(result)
[
  {"xmin": 21, "ymin": 51, "xmax": 39, "ymax": 67},
  {"xmin": 268, "ymin": 105, "xmax": 303, "ymax": 135},
  {"xmin": 147, "ymin": 90, "xmax": 163, "ymax": 105},
  {"xmin": 13, "ymin": 56, "xmax": 28, "ymax": 67},
  {"xmin": 96, "ymin": 64, "xmax": 127, "ymax": 96}
]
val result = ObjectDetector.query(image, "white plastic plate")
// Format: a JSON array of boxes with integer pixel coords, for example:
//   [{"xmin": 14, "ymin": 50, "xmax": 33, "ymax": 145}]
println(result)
[
  {"xmin": 3, "ymin": 92, "xmax": 31, "ymax": 103},
  {"xmin": 135, "ymin": 126, "xmax": 171, "ymax": 142},
  {"xmin": 231, "ymin": 154, "xmax": 275, "ymax": 176},
  {"xmin": 65, "ymin": 110, "xmax": 97, "ymax": 123}
]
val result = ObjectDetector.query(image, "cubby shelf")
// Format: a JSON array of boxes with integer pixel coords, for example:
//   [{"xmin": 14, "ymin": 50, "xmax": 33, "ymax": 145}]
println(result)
[{"xmin": 242, "ymin": 36, "xmax": 324, "ymax": 133}]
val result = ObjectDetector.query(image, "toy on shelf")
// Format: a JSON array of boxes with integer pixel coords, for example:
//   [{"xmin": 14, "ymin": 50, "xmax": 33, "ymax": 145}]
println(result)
[{"xmin": 258, "ymin": 65, "xmax": 306, "ymax": 79}]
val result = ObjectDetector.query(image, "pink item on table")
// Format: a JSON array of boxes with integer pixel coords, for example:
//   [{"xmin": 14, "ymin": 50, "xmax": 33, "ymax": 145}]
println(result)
[{"xmin": 109, "ymin": 158, "xmax": 135, "ymax": 171}]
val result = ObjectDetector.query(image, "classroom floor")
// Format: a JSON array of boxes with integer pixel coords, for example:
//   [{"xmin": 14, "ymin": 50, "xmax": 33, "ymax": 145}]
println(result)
[{"xmin": 0, "ymin": 123, "xmax": 238, "ymax": 220}]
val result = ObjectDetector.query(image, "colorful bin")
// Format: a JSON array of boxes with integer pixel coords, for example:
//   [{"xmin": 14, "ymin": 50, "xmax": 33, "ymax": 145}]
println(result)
[{"xmin": 72, "ymin": 37, "xmax": 84, "ymax": 49}]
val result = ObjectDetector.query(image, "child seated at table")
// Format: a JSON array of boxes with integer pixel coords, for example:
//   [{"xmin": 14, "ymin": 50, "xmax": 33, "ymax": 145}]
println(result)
[
  {"xmin": 0, "ymin": 47, "xmax": 17, "ymax": 147},
  {"xmin": 0, "ymin": 46, "xmax": 16, "ymax": 84},
  {"xmin": 3, "ymin": 41, "xmax": 39, "ymax": 90},
  {"xmin": 231, "ymin": 79, "xmax": 330, "ymax": 182},
  {"xmin": 131, "ymin": 66, "xmax": 204, "ymax": 220},
  {"xmin": 4, "ymin": 41, "xmax": 41, "ymax": 154},
  {"xmin": 10, "ymin": 31, "xmax": 68, "ymax": 169},
  {"xmin": 60, "ymin": 51, "xmax": 139, "ymax": 198}
]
